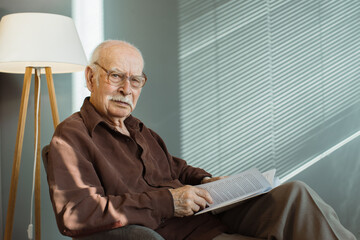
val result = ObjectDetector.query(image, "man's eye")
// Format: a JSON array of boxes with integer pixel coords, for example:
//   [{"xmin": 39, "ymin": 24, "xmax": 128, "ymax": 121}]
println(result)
[
  {"xmin": 110, "ymin": 73, "xmax": 123, "ymax": 79},
  {"xmin": 131, "ymin": 78, "xmax": 141, "ymax": 84}
]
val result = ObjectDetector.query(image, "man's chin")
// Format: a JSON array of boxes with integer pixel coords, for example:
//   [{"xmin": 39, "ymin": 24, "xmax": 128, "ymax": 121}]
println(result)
[{"xmin": 109, "ymin": 106, "xmax": 132, "ymax": 118}]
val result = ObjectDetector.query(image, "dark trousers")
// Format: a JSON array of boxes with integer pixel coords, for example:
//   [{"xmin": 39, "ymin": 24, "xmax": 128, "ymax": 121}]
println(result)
[{"xmin": 215, "ymin": 181, "xmax": 356, "ymax": 240}]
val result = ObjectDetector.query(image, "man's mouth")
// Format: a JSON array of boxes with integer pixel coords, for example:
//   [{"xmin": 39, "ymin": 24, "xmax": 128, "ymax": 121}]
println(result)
[
  {"xmin": 113, "ymin": 99, "xmax": 132, "ymax": 109},
  {"xmin": 113, "ymin": 99, "xmax": 129, "ymax": 105},
  {"xmin": 108, "ymin": 95, "xmax": 134, "ymax": 110}
]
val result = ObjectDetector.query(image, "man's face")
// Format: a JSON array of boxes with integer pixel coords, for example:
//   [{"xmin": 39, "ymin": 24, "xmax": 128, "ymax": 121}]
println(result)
[{"xmin": 87, "ymin": 44, "xmax": 144, "ymax": 124}]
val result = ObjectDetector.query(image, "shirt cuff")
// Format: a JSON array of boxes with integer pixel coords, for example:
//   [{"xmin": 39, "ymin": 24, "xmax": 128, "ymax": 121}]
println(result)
[{"xmin": 148, "ymin": 188, "xmax": 174, "ymax": 221}]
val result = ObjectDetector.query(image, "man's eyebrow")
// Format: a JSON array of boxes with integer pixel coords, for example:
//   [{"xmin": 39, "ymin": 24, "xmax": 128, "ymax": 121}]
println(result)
[
  {"xmin": 108, "ymin": 67, "xmax": 144, "ymax": 76},
  {"xmin": 109, "ymin": 67, "xmax": 125, "ymax": 73}
]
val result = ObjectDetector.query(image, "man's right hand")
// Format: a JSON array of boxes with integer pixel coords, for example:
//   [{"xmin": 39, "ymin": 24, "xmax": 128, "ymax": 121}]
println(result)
[{"xmin": 168, "ymin": 185, "xmax": 213, "ymax": 217}]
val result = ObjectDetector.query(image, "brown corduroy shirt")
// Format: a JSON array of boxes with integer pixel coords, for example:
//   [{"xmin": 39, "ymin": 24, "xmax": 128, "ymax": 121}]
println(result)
[{"xmin": 47, "ymin": 98, "xmax": 227, "ymax": 239}]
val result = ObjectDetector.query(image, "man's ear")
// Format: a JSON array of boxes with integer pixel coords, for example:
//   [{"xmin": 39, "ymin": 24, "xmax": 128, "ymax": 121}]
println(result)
[{"xmin": 85, "ymin": 66, "xmax": 95, "ymax": 92}]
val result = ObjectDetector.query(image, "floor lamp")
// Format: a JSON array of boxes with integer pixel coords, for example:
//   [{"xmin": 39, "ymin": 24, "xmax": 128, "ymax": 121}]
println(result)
[{"xmin": 0, "ymin": 13, "xmax": 87, "ymax": 240}]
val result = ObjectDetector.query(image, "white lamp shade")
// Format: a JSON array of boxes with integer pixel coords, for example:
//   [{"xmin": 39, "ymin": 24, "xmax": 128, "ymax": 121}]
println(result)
[{"xmin": 0, "ymin": 12, "xmax": 88, "ymax": 74}]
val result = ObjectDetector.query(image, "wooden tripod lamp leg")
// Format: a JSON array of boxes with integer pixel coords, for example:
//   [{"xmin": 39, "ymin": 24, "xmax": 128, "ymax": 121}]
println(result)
[
  {"xmin": 4, "ymin": 67, "xmax": 33, "ymax": 240},
  {"xmin": 30, "ymin": 67, "xmax": 59, "ymax": 240},
  {"xmin": 4, "ymin": 67, "xmax": 60, "ymax": 240},
  {"xmin": 45, "ymin": 67, "xmax": 60, "ymax": 128},
  {"xmin": 34, "ymin": 69, "xmax": 41, "ymax": 240}
]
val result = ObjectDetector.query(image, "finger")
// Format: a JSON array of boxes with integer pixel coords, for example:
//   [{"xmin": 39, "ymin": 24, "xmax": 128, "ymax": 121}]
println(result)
[
  {"xmin": 193, "ymin": 196, "xmax": 208, "ymax": 210},
  {"xmin": 195, "ymin": 188, "xmax": 213, "ymax": 204},
  {"xmin": 180, "ymin": 207, "xmax": 194, "ymax": 217},
  {"xmin": 214, "ymin": 176, "xmax": 225, "ymax": 180},
  {"xmin": 217, "ymin": 176, "xmax": 228, "ymax": 180},
  {"xmin": 181, "ymin": 199, "xmax": 197, "ymax": 216},
  {"xmin": 179, "ymin": 199, "xmax": 195, "ymax": 216},
  {"xmin": 209, "ymin": 176, "xmax": 228, "ymax": 182},
  {"xmin": 190, "ymin": 200, "xmax": 201, "ymax": 213}
]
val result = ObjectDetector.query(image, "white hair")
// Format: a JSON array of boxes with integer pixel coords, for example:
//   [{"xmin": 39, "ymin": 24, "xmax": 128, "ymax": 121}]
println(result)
[{"xmin": 89, "ymin": 39, "xmax": 143, "ymax": 65}]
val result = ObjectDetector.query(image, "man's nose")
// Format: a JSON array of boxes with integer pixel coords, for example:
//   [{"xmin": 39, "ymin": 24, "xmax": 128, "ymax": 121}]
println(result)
[{"xmin": 119, "ymin": 79, "xmax": 132, "ymax": 95}]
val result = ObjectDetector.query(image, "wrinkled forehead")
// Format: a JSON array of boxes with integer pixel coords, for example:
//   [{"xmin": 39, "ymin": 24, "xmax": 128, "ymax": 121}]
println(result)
[{"xmin": 99, "ymin": 45, "xmax": 144, "ymax": 75}]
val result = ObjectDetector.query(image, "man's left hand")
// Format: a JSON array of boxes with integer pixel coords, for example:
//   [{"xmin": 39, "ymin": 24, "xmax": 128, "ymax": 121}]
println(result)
[{"xmin": 201, "ymin": 176, "xmax": 228, "ymax": 184}]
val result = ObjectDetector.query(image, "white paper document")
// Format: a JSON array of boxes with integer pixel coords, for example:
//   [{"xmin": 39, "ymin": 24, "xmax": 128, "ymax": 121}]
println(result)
[{"xmin": 195, "ymin": 168, "xmax": 280, "ymax": 215}]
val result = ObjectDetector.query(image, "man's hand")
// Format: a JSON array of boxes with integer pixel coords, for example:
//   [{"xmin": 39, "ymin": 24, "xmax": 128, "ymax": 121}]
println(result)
[
  {"xmin": 168, "ymin": 185, "xmax": 213, "ymax": 217},
  {"xmin": 201, "ymin": 176, "xmax": 228, "ymax": 184}
]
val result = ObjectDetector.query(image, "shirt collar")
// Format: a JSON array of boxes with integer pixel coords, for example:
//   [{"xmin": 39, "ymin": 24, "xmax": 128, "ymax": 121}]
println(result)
[{"xmin": 80, "ymin": 97, "xmax": 142, "ymax": 136}]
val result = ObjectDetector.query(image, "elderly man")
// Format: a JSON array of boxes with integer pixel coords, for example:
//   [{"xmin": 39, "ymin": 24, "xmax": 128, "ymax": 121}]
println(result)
[{"xmin": 47, "ymin": 40, "xmax": 356, "ymax": 240}]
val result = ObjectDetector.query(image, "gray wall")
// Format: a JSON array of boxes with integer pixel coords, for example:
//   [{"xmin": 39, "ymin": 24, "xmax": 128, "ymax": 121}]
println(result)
[
  {"xmin": 0, "ymin": 0, "xmax": 358, "ymax": 239},
  {"xmin": 103, "ymin": 0, "xmax": 181, "ymax": 156}
]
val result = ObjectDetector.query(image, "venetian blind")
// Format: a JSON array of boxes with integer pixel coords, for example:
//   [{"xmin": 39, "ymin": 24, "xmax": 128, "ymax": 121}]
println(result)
[{"xmin": 178, "ymin": 0, "xmax": 360, "ymax": 178}]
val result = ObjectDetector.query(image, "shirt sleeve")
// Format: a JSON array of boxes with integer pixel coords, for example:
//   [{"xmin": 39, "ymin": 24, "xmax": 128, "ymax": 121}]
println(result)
[
  {"xmin": 148, "ymin": 129, "xmax": 212, "ymax": 185},
  {"xmin": 47, "ymin": 123, "xmax": 174, "ymax": 237}
]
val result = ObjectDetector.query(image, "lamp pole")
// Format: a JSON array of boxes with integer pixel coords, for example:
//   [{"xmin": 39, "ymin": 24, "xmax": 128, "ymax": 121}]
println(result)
[{"xmin": 4, "ymin": 67, "xmax": 59, "ymax": 240}]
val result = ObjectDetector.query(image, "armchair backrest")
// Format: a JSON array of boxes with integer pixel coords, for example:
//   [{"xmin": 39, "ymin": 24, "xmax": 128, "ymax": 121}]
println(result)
[{"xmin": 42, "ymin": 144, "xmax": 50, "ymax": 173}]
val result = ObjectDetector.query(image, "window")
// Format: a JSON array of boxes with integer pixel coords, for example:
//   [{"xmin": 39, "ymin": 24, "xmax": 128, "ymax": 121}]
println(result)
[
  {"xmin": 71, "ymin": 0, "xmax": 104, "ymax": 113},
  {"xmin": 178, "ymin": 0, "xmax": 360, "ymax": 180}
]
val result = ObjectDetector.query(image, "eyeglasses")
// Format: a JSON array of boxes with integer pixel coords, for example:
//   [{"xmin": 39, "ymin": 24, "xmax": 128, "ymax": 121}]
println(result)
[{"xmin": 94, "ymin": 62, "xmax": 147, "ymax": 89}]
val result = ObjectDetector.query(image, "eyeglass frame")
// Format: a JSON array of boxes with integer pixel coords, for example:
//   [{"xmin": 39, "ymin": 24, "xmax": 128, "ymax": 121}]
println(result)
[{"xmin": 93, "ymin": 61, "xmax": 147, "ymax": 89}]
